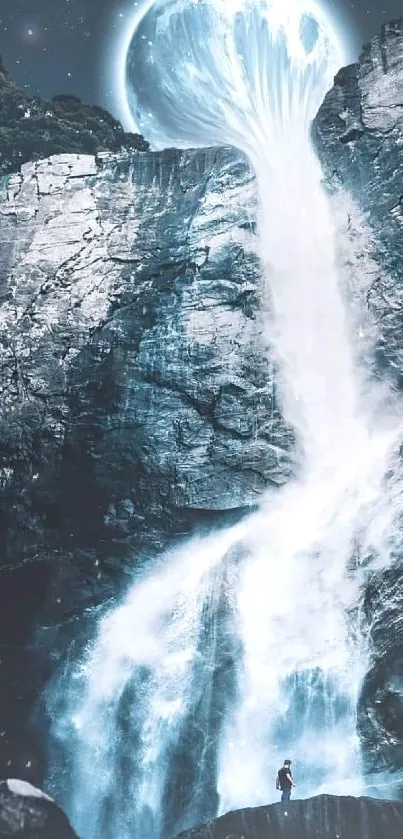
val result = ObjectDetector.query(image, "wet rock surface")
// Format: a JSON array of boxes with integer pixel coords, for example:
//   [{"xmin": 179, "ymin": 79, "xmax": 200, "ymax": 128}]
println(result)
[
  {"xmin": 175, "ymin": 795, "xmax": 403, "ymax": 839},
  {"xmin": 0, "ymin": 779, "xmax": 79, "ymax": 839},
  {"xmin": 313, "ymin": 20, "xmax": 403, "ymax": 792}
]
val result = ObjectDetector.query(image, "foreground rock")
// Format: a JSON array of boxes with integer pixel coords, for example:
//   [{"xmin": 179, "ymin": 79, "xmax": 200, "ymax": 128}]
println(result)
[
  {"xmin": 0, "ymin": 779, "xmax": 79, "ymax": 838},
  {"xmin": 176, "ymin": 795, "xmax": 403, "ymax": 839},
  {"xmin": 313, "ymin": 19, "xmax": 403, "ymax": 794}
]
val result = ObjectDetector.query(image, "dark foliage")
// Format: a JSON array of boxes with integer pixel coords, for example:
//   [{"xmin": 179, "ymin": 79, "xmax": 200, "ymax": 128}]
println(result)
[{"xmin": 0, "ymin": 56, "xmax": 149, "ymax": 175}]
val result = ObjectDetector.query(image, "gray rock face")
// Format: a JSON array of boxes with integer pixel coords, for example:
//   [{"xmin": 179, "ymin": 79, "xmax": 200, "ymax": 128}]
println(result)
[
  {"xmin": 176, "ymin": 795, "xmax": 403, "ymax": 839},
  {"xmin": 359, "ymin": 569, "xmax": 403, "ymax": 788},
  {"xmin": 313, "ymin": 20, "xmax": 403, "ymax": 793},
  {"xmin": 0, "ymin": 145, "xmax": 293, "ymax": 778},
  {"xmin": 0, "ymin": 779, "xmax": 79, "ymax": 838},
  {"xmin": 0, "ymin": 147, "xmax": 292, "ymax": 544},
  {"xmin": 313, "ymin": 19, "xmax": 403, "ymax": 384}
]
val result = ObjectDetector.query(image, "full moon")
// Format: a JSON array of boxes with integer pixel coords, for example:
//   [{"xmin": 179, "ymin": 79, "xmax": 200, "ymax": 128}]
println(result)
[{"xmin": 116, "ymin": 0, "xmax": 346, "ymax": 153}]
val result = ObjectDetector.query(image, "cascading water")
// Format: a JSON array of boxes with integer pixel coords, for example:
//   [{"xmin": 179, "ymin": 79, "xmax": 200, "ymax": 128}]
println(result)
[{"xmin": 47, "ymin": 1, "xmax": 403, "ymax": 838}]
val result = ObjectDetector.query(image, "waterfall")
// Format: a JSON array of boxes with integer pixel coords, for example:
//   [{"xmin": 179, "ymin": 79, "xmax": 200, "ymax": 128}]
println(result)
[
  {"xmin": 217, "ymin": 136, "xmax": 399, "ymax": 811},
  {"xmin": 47, "ymin": 2, "xmax": 403, "ymax": 838}
]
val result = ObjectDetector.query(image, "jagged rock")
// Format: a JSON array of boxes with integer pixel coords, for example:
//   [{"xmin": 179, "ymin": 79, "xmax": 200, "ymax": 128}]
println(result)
[
  {"xmin": 0, "ymin": 779, "xmax": 79, "ymax": 838},
  {"xmin": 0, "ymin": 145, "xmax": 293, "ymax": 778},
  {"xmin": 313, "ymin": 19, "xmax": 403, "ymax": 793},
  {"xmin": 175, "ymin": 795, "xmax": 403, "ymax": 839},
  {"xmin": 0, "ymin": 147, "xmax": 292, "ymax": 555},
  {"xmin": 313, "ymin": 19, "xmax": 403, "ymax": 384},
  {"xmin": 0, "ymin": 55, "xmax": 148, "ymax": 176},
  {"xmin": 358, "ymin": 569, "xmax": 403, "ymax": 789}
]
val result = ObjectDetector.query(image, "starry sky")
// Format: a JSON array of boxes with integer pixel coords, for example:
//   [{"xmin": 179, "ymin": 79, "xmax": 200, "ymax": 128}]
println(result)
[{"xmin": 0, "ymin": 0, "xmax": 402, "ymax": 125}]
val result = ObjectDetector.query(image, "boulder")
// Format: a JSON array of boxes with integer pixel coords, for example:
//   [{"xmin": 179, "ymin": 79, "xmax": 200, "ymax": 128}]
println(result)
[{"xmin": 0, "ymin": 779, "xmax": 79, "ymax": 838}]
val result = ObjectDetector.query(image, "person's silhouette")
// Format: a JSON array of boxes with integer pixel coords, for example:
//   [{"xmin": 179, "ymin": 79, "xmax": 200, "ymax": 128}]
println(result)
[{"xmin": 276, "ymin": 759, "xmax": 296, "ymax": 802}]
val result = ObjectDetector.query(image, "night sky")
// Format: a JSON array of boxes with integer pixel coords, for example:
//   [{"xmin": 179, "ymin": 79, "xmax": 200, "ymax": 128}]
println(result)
[{"xmin": 0, "ymin": 0, "xmax": 402, "ymax": 126}]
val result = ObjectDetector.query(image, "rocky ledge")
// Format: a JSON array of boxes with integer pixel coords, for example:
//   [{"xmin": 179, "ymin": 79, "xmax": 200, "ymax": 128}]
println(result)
[
  {"xmin": 2, "ymin": 788, "xmax": 403, "ymax": 839},
  {"xmin": 176, "ymin": 795, "xmax": 403, "ymax": 839}
]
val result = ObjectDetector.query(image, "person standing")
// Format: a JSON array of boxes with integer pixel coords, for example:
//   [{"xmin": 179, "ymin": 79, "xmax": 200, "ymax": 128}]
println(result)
[{"xmin": 276, "ymin": 759, "xmax": 296, "ymax": 802}]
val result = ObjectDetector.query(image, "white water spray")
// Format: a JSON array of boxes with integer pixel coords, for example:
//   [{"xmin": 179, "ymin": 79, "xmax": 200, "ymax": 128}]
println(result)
[{"xmin": 48, "ymin": 2, "xmax": 403, "ymax": 838}]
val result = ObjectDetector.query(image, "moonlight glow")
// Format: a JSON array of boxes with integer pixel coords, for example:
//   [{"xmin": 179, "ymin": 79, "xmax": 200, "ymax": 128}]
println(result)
[
  {"xmin": 115, "ymin": 0, "xmax": 347, "ymax": 150},
  {"xmin": 115, "ymin": 0, "xmax": 156, "ymax": 133}
]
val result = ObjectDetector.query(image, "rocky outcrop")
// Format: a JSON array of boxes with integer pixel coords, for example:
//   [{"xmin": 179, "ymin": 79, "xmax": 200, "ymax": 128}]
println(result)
[
  {"xmin": 0, "ymin": 148, "xmax": 292, "ymax": 556},
  {"xmin": 313, "ymin": 19, "xmax": 403, "ymax": 383},
  {"xmin": 0, "ymin": 56, "xmax": 148, "ymax": 175},
  {"xmin": 313, "ymin": 19, "xmax": 403, "ymax": 795},
  {"xmin": 358, "ymin": 569, "xmax": 403, "ymax": 792},
  {"xmin": 176, "ymin": 795, "xmax": 403, "ymax": 839},
  {"xmin": 0, "ymin": 779, "xmax": 79, "ymax": 838},
  {"xmin": 0, "ymin": 146, "xmax": 293, "ymax": 779}
]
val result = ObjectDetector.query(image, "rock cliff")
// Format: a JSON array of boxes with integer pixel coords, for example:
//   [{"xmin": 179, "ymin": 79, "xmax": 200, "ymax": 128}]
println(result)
[
  {"xmin": 313, "ymin": 19, "xmax": 403, "ymax": 795},
  {"xmin": 313, "ymin": 19, "xmax": 403, "ymax": 383},
  {"xmin": 0, "ymin": 145, "xmax": 293, "ymax": 779}
]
